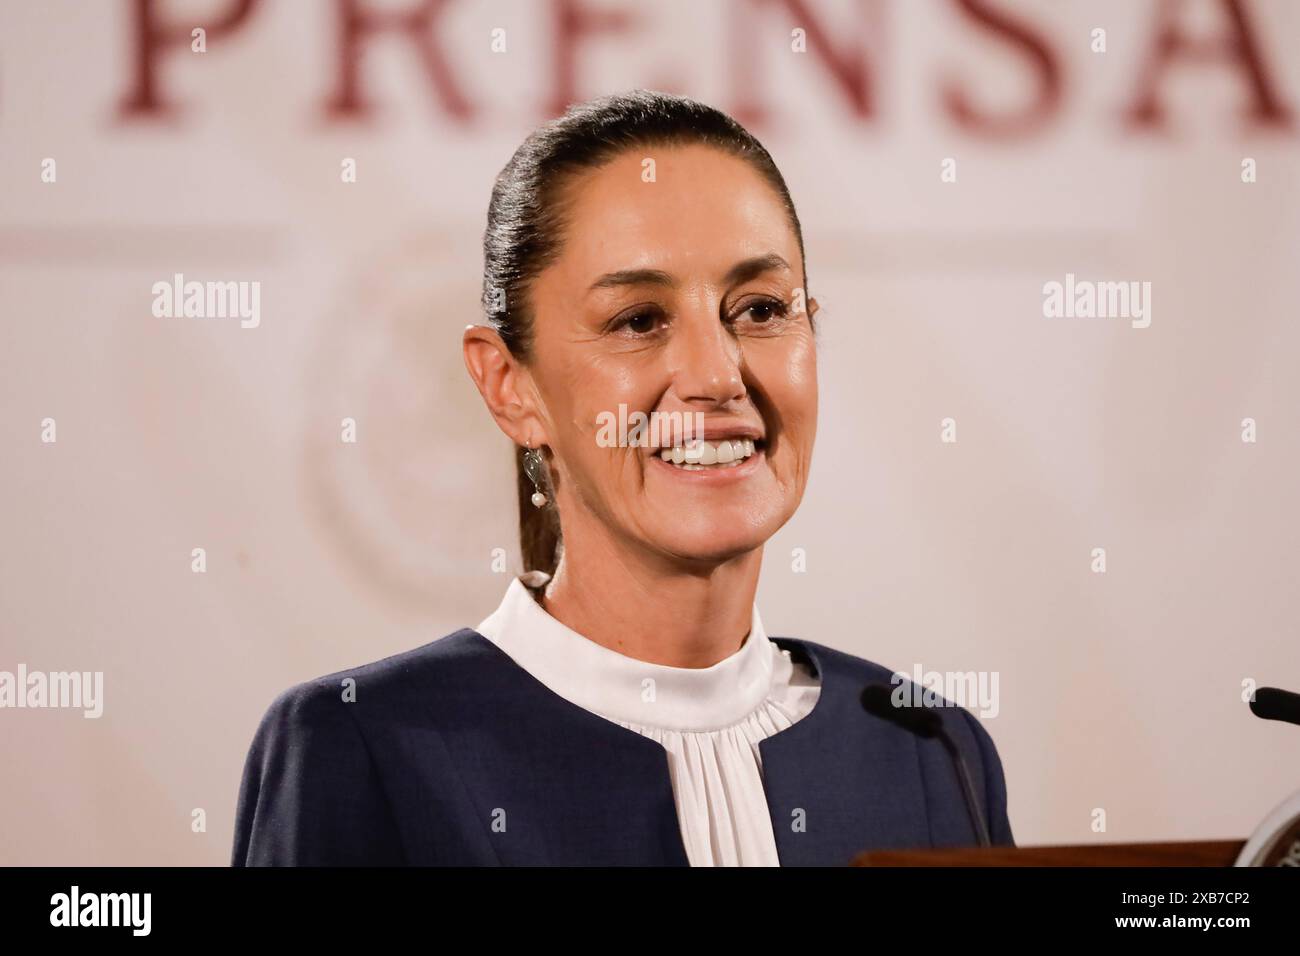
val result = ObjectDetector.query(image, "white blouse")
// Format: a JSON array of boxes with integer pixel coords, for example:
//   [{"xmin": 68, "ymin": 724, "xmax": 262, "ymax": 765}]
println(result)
[{"xmin": 474, "ymin": 572, "xmax": 822, "ymax": 866}]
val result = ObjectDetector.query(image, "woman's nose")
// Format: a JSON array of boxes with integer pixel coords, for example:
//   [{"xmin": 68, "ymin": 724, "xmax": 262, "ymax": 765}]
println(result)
[{"xmin": 666, "ymin": 310, "xmax": 746, "ymax": 406}]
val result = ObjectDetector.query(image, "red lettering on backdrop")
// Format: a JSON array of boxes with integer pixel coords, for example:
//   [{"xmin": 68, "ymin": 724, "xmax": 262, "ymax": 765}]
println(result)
[
  {"xmin": 547, "ymin": 0, "xmax": 636, "ymax": 117},
  {"xmin": 323, "ymin": 0, "xmax": 472, "ymax": 120},
  {"xmin": 730, "ymin": 0, "xmax": 876, "ymax": 129},
  {"xmin": 941, "ymin": 0, "xmax": 1060, "ymax": 136},
  {"xmin": 110, "ymin": 0, "xmax": 1298, "ymax": 135},
  {"xmin": 1126, "ymin": 0, "xmax": 1292, "ymax": 130},
  {"xmin": 118, "ymin": 0, "xmax": 259, "ymax": 119}
]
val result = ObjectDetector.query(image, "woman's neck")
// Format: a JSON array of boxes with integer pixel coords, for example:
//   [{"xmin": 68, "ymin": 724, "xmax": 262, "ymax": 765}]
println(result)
[{"xmin": 539, "ymin": 527, "xmax": 763, "ymax": 669}]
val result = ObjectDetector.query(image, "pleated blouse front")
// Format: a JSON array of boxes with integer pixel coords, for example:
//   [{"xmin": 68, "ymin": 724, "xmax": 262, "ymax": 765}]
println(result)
[{"xmin": 474, "ymin": 572, "xmax": 822, "ymax": 866}]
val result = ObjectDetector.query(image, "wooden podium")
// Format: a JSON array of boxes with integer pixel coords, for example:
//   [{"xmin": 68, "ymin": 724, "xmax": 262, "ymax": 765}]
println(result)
[{"xmin": 853, "ymin": 840, "xmax": 1246, "ymax": 866}]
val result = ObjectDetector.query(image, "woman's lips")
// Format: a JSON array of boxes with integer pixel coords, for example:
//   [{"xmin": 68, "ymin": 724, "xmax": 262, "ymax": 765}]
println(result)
[{"xmin": 647, "ymin": 445, "xmax": 765, "ymax": 483}]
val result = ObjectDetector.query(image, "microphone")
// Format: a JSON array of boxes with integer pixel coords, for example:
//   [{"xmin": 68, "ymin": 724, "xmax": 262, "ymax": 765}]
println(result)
[
  {"xmin": 1249, "ymin": 687, "xmax": 1300, "ymax": 727},
  {"xmin": 861, "ymin": 682, "xmax": 992, "ymax": 847}
]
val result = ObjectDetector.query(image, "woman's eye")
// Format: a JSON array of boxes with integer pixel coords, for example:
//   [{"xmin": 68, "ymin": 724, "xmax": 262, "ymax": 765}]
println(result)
[
  {"xmin": 731, "ymin": 297, "xmax": 790, "ymax": 327},
  {"xmin": 610, "ymin": 309, "xmax": 663, "ymax": 336}
]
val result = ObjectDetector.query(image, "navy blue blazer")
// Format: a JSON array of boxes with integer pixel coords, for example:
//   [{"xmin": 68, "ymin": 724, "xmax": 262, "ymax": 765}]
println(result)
[{"xmin": 232, "ymin": 628, "xmax": 1014, "ymax": 866}]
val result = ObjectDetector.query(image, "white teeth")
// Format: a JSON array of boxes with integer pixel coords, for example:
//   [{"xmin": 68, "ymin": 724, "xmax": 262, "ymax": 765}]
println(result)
[{"xmin": 657, "ymin": 438, "xmax": 758, "ymax": 470}]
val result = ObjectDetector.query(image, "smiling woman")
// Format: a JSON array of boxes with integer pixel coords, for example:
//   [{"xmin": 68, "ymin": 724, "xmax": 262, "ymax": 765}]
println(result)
[{"xmin": 231, "ymin": 90, "xmax": 1014, "ymax": 867}]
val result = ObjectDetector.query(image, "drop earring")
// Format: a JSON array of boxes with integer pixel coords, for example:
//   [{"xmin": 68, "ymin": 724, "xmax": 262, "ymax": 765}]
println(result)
[{"xmin": 523, "ymin": 442, "xmax": 548, "ymax": 508}]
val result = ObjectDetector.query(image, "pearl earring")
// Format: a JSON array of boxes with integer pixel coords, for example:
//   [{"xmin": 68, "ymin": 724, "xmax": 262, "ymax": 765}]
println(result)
[{"xmin": 523, "ymin": 443, "xmax": 548, "ymax": 508}]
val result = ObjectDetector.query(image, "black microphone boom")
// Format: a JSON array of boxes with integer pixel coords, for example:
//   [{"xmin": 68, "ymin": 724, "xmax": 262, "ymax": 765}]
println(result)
[
  {"xmin": 861, "ymin": 682, "xmax": 993, "ymax": 848},
  {"xmin": 1249, "ymin": 686, "xmax": 1300, "ymax": 727}
]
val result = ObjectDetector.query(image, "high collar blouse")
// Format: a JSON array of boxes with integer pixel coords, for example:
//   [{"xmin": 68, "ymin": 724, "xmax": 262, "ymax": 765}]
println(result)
[{"xmin": 474, "ymin": 572, "xmax": 822, "ymax": 866}]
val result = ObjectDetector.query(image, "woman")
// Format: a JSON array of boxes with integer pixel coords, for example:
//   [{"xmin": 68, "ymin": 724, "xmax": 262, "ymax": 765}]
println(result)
[{"xmin": 232, "ymin": 90, "xmax": 1014, "ymax": 867}]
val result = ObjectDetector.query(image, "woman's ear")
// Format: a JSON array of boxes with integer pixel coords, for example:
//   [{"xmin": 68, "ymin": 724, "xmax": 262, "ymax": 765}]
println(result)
[{"xmin": 462, "ymin": 324, "xmax": 548, "ymax": 447}]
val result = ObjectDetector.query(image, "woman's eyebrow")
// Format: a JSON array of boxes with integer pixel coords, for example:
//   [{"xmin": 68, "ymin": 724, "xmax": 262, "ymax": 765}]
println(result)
[
  {"xmin": 587, "ymin": 268, "xmax": 675, "ymax": 294},
  {"xmin": 722, "ymin": 253, "xmax": 791, "ymax": 287},
  {"xmin": 586, "ymin": 253, "xmax": 791, "ymax": 295}
]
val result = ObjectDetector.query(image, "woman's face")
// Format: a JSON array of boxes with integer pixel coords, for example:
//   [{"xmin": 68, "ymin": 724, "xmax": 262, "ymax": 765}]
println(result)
[{"xmin": 524, "ymin": 143, "xmax": 819, "ymax": 567}]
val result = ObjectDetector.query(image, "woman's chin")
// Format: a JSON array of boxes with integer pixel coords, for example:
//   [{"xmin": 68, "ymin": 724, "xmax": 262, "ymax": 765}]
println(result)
[
  {"xmin": 642, "ymin": 517, "xmax": 779, "ymax": 565},
  {"xmin": 665, "ymin": 538, "xmax": 766, "ymax": 565}
]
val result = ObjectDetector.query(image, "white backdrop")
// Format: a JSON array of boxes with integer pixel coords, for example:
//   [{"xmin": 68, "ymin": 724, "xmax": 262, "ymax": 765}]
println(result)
[{"xmin": 1, "ymin": 0, "xmax": 1298, "ymax": 863}]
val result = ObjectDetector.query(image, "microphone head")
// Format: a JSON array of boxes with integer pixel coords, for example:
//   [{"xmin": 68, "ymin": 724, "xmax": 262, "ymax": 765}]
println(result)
[
  {"xmin": 860, "ymin": 682, "xmax": 943, "ymax": 739},
  {"xmin": 1250, "ymin": 687, "xmax": 1300, "ymax": 727}
]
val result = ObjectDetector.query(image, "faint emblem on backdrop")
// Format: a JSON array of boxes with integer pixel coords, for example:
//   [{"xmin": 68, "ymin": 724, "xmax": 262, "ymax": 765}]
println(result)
[{"xmin": 303, "ymin": 232, "xmax": 512, "ymax": 613}]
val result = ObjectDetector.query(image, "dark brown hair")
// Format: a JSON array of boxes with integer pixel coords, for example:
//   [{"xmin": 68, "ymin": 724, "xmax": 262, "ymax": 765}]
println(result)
[{"xmin": 481, "ymin": 89, "xmax": 811, "ymax": 577}]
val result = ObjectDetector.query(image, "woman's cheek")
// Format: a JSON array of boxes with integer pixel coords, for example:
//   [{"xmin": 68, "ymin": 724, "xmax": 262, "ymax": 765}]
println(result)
[
  {"xmin": 750, "ymin": 339, "xmax": 817, "ymax": 413},
  {"xmin": 782, "ymin": 331, "xmax": 818, "ymax": 390}
]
